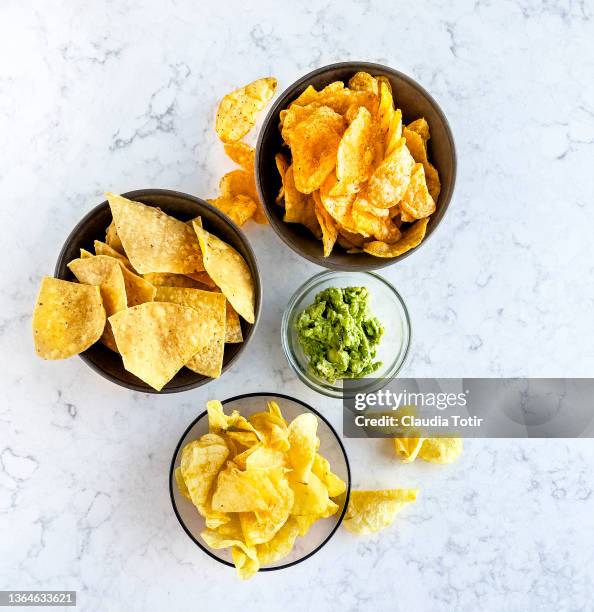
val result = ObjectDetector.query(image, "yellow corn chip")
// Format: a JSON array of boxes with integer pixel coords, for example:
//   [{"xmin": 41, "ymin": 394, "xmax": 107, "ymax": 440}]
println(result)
[
  {"xmin": 109, "ymin": 302, "xmax": 205, "ymax": 390},
  {"xmin": 107, "ymin": 193, "xmax": 204, "ymax": 274},
  {"xmin": 142, "ymin": 272, "xmax": 204, "ymax": 289},
  {"xmin": 105, "ymin": 221, "xmax": 124, "ymax": 254},
  {"xmin": 33, "ymin": 277, "xmax": 105, "ymax": 359},
  {"xmin": 154, "ymin": 286, "xmax": 226, "ymax": 379},
  {"xmin": 225, "ymin": 301, "xmax": 243, "ymax": 343},
  {"xmin": 193, "ymin": 222, "xmax": 255, "ymax": 324}
]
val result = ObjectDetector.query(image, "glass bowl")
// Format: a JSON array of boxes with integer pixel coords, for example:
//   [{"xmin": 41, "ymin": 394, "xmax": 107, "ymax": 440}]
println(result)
[
  {"xmin": 282, "ymin": 271, "xmax": 411, "ymax": 398},
  {"xmin": 169, "ymin": 393, "xmax": 351, "ymax": 573}
]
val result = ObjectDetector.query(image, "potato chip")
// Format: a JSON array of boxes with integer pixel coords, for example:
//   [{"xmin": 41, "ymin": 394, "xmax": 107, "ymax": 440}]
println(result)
[
  {"xmin": 109, "ymin": 302, "xmax": 205, "ymax": 390},
  {"xmin": 231, "ymin": 546, "xmax": 260, "ymax": 580},
  {"xmin": 289, "ymin": 472, "xmax": 329, "ymax": 516},
  {"xmin": 218, "ymin": 169, "xmax": 267, "ymax": 225},
  {"xmin": 407, "ymin": 117, "xmax": 430, "ymax": 141},
  {"xmin": 33, "ymin": 277, "xmax": 105, "ymax": 360},
  {"xmin": 282, "ymin": 166, "xmax": 321, "ymax": 238},
  {"xmin": 248, "ymin": 412, "xmax": 289, "ymax": 452},
  {"xmin": 335, "ymin": 106, "xmax": 374, "ymax": 191},
  {"xmin": 319, "ymin": 172, "xmax": 356, "ymax": 224},
  {"xmin": 376, "ymin": 79, "xmax": 395, "ymax": 147},
  {"xmin": 312, "ymin": 454, "xmax": 346, "ymax": 498},
  {"xmin": 244, "ymin": 445, "xmax": 286, "ymax": 470},
  {"xmin": 225, "ymin": 301, "xmax": 243, "ymax": 343},
  {"xmin": 294, "ymin": 81, "xmax": 377, "ymax": 117},
  {"xmin": 193, "ymin": 222, "xmax": 255, "ymax": 324},
  {"xmin": 216, "ymin": 77, "xmax": 277, "ymax": 143},
  {"xmin": 399, "ymin": 163, "xmax": 436, "ymax": 220},
  {"xmin": 313, "ymin": 192, "xmax": 338, "ymax": 257},
  {"xmin": 343, "ymin": 489, "xmax": 418, "ymax": 535},
  {"xmin": 274, "ymin": 153, "xmax": 290, "ymax": 204},
  {"xmin": 105, "ymin": 220, "xmax": 124, "ymax": 254},
  {"xmin": 348, "ymin": 71, "xmax": 379, "ymax": 96},
  {"xmin": 385, "ymin": 108, "xmax": 403, "ymax": 156},
  {"xmin": 256, "ymin": 516, "xmax": 300, "ymax": 565},
  {"xmin": 286, "ymin": 413, "xmax": 318, "ymax": 483},
  {"xmin": 107, "ymin": 193, "xmax": 204, "ymax": 274},
  {"xmin": 363, "ymin": 217, "xmax": 429, "ymax": 258},
  {"xmin": 174, "ymin": 466, "xmax": 191, "ymax": 500},
  {"xmin": 418, "ymin": 437, "xmax": 463, "ymax": 464},
  {"xmin": 209, "ymin": 193, "xmax": 257, "ymax": 227},
  {"xmin": 68, "ymin": 254, "xmax": 128, "ymax": 350},
  {"xmin": 180, "ymin": 433, "xmax": 229, "ymax": 513},
  {"xmin": 154, "ymin": 286, "xmax": 226, "ymax": 378},
  {"xmin": 212, "ymin": 465, "xmax": 275, "ymax": 513},
  {"xmin": 239, "ymin": 470, "xmax": 294, "ymax": 545},
  {"xmin": 403, "ymin": 126, "xmax": 441, "ymax": 201},
  {"xmin": 224, "ymin": 142, "xmax": 255, "ymax": 172},
  {"xmin": 393, "ymin": 437, "xmax": 424, "ymax": 463},
  {"xmin": 351, "ymin": 195, "xmax": 401, "ymax": 243},
  {"xmin": 201, "ymin": 526, "xmax": 257, "ymax": 563},
  {"xmin": 290, "ymin": 106, "xmax": 345, "ymax": 193},
  {"xmin": 366, "ymin": 137, "xmax": 414, "ymax": 208}
]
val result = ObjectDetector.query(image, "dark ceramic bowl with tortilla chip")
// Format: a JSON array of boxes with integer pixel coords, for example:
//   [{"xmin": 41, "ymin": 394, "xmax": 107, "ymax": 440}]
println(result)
[
  {"xmin": 256, "ymin": 61, "xmax": 456, "ymax": 271},
  {"xmin": 54, "ymin": 189, "xmax": 262, "ymax": 393}
]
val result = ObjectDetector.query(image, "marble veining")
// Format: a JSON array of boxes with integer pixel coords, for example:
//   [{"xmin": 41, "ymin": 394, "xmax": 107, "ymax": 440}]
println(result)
[{"xmin": 1, "ymin": 1, "xmax": 593, "ymax": 610}]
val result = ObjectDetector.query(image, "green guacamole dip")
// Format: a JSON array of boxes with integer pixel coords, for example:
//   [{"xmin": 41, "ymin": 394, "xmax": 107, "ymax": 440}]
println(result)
[{"xmin": 296, "ymin": 286, "xmax": 384, "ymax": 384}]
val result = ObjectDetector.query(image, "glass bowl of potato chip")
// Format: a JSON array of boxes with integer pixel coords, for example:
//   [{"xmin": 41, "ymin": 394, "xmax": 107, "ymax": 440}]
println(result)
[
  {"xmin": 282, "ymin": 271, "xmax": 411, "ymax": 398},
  {"xmin": 46, "ymin": 189, "xmax": 261, "ymax": 393},
  {"xmin": 169, "ymin": 394, "xmax": 351, "ymax": 579},
  {"xmin": 256, "ymin": 61, "xmax": 456, "ymax": 270}
]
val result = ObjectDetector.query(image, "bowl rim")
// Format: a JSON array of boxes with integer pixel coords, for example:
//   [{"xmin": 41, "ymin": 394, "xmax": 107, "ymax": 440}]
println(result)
[
  {"xmin": 255, "ymin": 60, "xmax": 457, "ymax": 271},
  {"xmin": 281, "ymin": 270, "xmax": 412, "ymax": 398},
  {"xmin": 54, "ymin": 188, "xmax": 262, "ymax": 394},
  {"xmin": 168, "ymin": 392, "xmax": 352, "ymax": 572}
]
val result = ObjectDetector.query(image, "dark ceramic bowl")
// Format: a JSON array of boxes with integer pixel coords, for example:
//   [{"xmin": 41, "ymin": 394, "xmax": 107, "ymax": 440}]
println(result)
[
  {"xmin": 256, "ymin": 61, "xmax": 457, "ymax": 271},
  {"xmin": 54, "ymin": 189, "xmax": 261, "ymax": 393}
]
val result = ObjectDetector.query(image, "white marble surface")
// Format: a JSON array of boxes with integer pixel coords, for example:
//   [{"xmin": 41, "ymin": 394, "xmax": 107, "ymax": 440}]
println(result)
[{"xmin": 1, "ymin": 1, "xmax": 594, "ymax": 610}]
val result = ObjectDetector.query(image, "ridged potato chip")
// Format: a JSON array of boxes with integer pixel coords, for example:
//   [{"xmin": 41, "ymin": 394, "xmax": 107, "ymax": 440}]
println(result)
[
  {"xmin": 343, "ymin": 489, "xmax": 418, "ymax": 535},
  {"xmin": 313, "ymin": 192, "xmax": 338, "ymax": 257},
  {"xmin": 109, "ymin": 302, "xmax": 204, "ymax": 390},
  {"xmin": 193, "ymin": 222, "xmax": 255, "ymax": 324},
  {"xmin": 33, "ymin": 277, "xmax": 105, "ymax": 360},
  {"xmin": 334, "ymin": 106, "xmax": 375, "ymax": 192},
  {"xmin": 363, "ymin": 217, "xmax": 429, "ymax": 258},
  {"xmin": 215, "ymin": 77, "xmax": 277, "ymax": 143},
  {"xmin": 403, "ymin": 126, "xmax": 441, "ymax": 201},
  {"xmin": 290, "ymin": 106, "xmax": 345, "ymax": 193},
  {"xmin": 366, "ymin": 138, "xmax": 415, "ymax": 208},
  {"xmin": 224, "ymin": 142, "xmax": 255, "ymax": 172},
  {"xmin": 399, "ymin": 163, "xmax": 436, "ymax": 220},
  {"xmin": 107, "ymin": 193, "xmax": 204, "ymax": 274}
]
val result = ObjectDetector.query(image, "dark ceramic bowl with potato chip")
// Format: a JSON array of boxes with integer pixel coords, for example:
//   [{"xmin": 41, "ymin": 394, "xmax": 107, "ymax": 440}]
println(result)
[
  {"xmin": 256, "ymin": 61, "xmax": 456, "ymax": 271},
  {"xmin": 54, "ymin": 189, "xmax": 262, "ymax": 394}
]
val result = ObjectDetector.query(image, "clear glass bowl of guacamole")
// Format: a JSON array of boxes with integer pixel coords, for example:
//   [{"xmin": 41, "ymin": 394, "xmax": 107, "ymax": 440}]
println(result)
[{"xmin": 282, "ymin": 271, "xmax": 411, "ymax": 398}]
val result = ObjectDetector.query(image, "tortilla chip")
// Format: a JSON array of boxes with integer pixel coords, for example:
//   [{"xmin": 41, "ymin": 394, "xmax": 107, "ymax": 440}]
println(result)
[
  {"xmin": 193, "ymin": 222, "xmax": 255, "ymax": 324},
  {"xmin": 33, "ymin": 277, "xmax": 105, "ymax": 359},
  {"xmin": 155, "ymin": 287, "xmax": 226, "ymax": 378},
  {"xmin": 107, "ymin": 193, "xmax": 203, "ymax": 274},
  {"xmin": 105, "ymin": 221, "xmax": 124, "ymax": 254},
  {"xmin": 109, "ymin": 302, "xmax": 205, "ymax": 390},
  {"xmin": 142, "ymin": 272, "xmax": 205, "ymax": 289},
  {"xmin": 93, "ymin": 240, "xmax": 133, "ymax": 270},
  {"xmin": 225, "ymin": 301, "xmax": 243, "ymax": 343}
]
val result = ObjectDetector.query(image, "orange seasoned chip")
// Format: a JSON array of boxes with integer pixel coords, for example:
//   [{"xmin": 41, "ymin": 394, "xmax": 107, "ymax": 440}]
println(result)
[
  {"xmin": 290, "ymin": 106, "xmax": 345, "ymax": 193},
  {"xmin": 282, "ymin": 166, "xmax": 321, "ymax": 238},
  {"xmin": 216, "ymin": 77, "xmax": 277, "ymax": 143},
  {"xmin": 363, "ymin": 217, "xmax": 429, "ymax": 258},
  {"xmin": 209, "ymin": 193, "xmax": 257, "ymax": 227},
  {"xmin": 403, "ymin": 127, "xmax": 441, "ymax": 201},
  {"xmin": 351, "ymin": 195, "xmax": 401, "ymax": 243},
  {"xmin": 407, "ymin": 117, "xmax": 430, "ymax": 141},
  {"xmin": 366, "ymin": 138, "xmax": 414, "ymax": 208},
  {"xmin": 219, "ymin": 170, "xmax": 267, "ymax": 225},
  {"xmin": 224, "ymin": 142, "xmax": 255, "ymax": 172},
  {"xmin": 313, "ymin": 192, "xmax": 338, "ymax": 257},
  {"xmin": 385, "ymin": 108, "xmax": 403, "ymax": 157},
  {"xmin": 348, "ymin": 71, "xmax": 379, "ymax": 96},
  {"xmin": 274, "ymin": 153, "xmax": 290, "ymax": 204},
  {"xmin": 399, "ymin": 163, "xmax": 436, "ymax": 220},
  {"xmin": 335, "ymin": 106, "xmax": 374, "ymax": 192}
]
